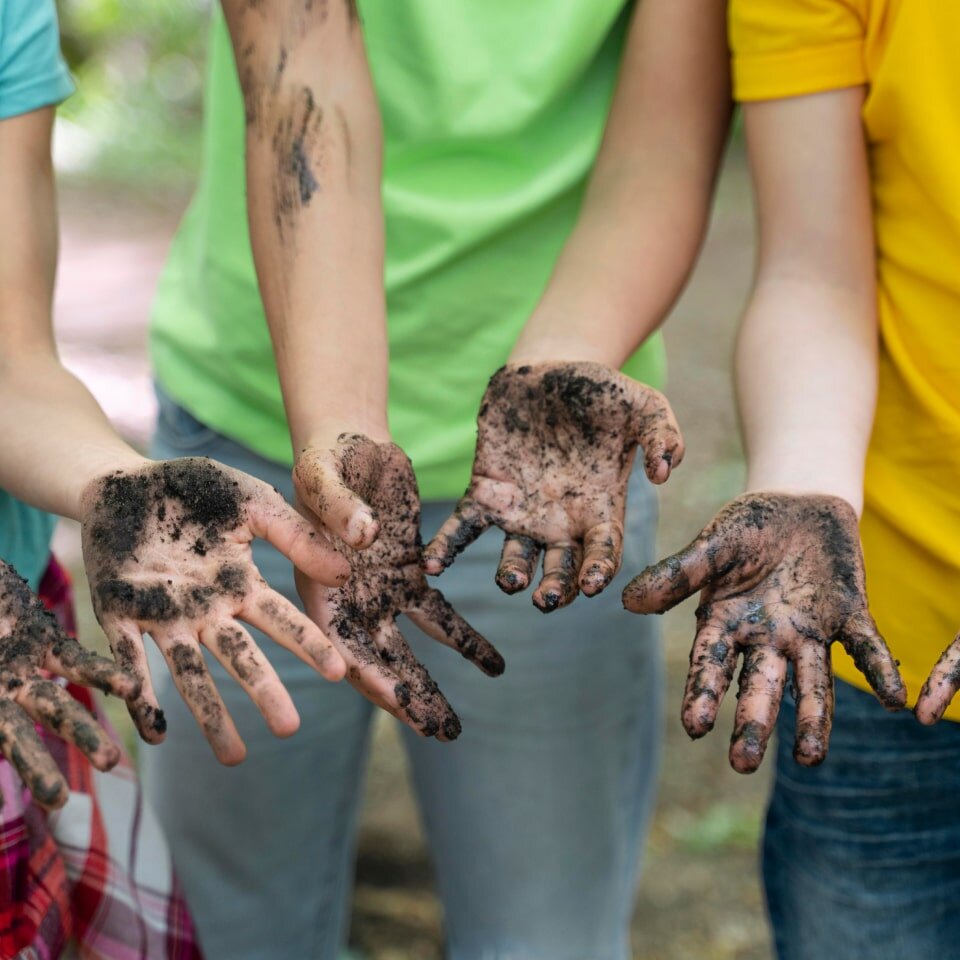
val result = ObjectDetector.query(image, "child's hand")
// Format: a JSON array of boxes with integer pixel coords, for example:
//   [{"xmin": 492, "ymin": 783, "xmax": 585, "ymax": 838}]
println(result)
[
  {"xmin": 81, "ymin": 458, "xmax": 350, "ymax": 765},
  {"xmin": 295, "ymin": 435, "xmax": 504, "ymax": 741},
  {"xmin": 422, "ymin": 362, "xmax": 684, "ymax": 612},
  {"xmin": 0, "ymin": 561, "xmax": 141, "ymax": 809},
  {"xmin": 915, "ymin": 634, "xmax": 960, "ymax": 724},
  {"xmin": 623, "ymin": 493, "xmax": 906, "ymax": 773}
]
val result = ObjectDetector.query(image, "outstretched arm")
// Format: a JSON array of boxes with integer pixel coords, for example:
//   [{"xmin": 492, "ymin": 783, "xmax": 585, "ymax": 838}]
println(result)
[
  {"xmin": 624, "ymin": 89, "xmax": 906, "ymax": 773},
  {"xmin": 222, "ymin": 2, "xmax": 502, "ymax": 737},
  {"xmin": 0, "ymin": 106, "xmax": 351, "ymax": 765},
  {"xmin": 423, "ymin": 0, "xmax": 731, "ymax": 606}
]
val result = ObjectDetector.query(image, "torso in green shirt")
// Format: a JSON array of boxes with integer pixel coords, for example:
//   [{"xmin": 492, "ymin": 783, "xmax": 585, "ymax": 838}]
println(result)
[{"xmin": 151, "ymin": 0, "xmax": 665, "ymax": 501}]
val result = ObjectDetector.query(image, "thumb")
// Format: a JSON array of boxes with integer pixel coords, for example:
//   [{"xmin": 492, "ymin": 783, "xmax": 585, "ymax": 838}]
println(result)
[
  {"xmin": 622, "ymin": 533, "xmax": 715, "ymax": 614},
  {"xmin": 294, "ymin": 441, "xmax": 380, "ymax": 550},
  {"xmin": 631, "ymin": 384, "xmax": 685, "ymax": 485}
]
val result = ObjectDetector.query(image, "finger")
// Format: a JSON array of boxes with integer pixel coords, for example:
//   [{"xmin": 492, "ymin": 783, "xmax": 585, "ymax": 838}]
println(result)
[
  {"xmin": 100, "ymin": 618, "xmax": 167, "ymax": 745},
  {"xmin": 44, "ymin": 635, "xmax": 141, "ymax": 701},
  {"xmin": 632, "ymin": 384, "xmax": 686, "ymax": 484},
  {"xmin": 533, "ymin": 543, "xmax": 583, "ymax": 613},
  {"xmin": 406, "ymin": 588, "xmax": 505, "ymax": 677},
  {"xmin": 0, "ymin": 699, "xmax": 68, "ymax": 810},
  {"xmin": 792, "ymin": 642, "xmax": 835, "ymax": 766},
  {"xmin": 153, "ymin": 631, "xmax": 245, "ymax": 765},
  {"xmin": 421, "ymin": 498, "xmax": 491, "ymax": 576},
  {"xmin": 681, "ymin": 619, "xmax": 738, "ymax": 739},
  {"xmin": 729, "ymin": 646, "xmax": 788, "ymax": 774},
  {"xmin": 579, "ymin": 521, "xmax": 624, "ymax": 597},
  {"xmin": 916, "ymin": 631, "xmax": 960, "ymax": 725},
  {"xmin": 247, "ymin": 483, "xmax": 351, "ymax": 587},
  {"xmin": 201, "ymin": 622, "xmax": 300, "ymax": 738},
  {"xmin": 294, "ymin": 443, "xmax": 381, "ymax": 549},
  {"xmin": 333, "ymin": 622, "xmax": 448, "ymax": 736},
  {"xmin": 622, "ymin": 535, "xmax": 714, "ymax": 615},
  {"xmin": 18, "ymin": 678, "xmax": 120, "ymax": 772},
  {"xmin": 838, "ymin": 609, "xmax": 906, "ymax": 711},
  {"xmin": 495, "ymin": 534, "xmax": 540, "ymax": 595},
  {"xmin": 374, "ymin": 622, "xmax": 462, "ymax": 742},
  {"xmin": 242, "ymin": 587, "xmax": 346, "ymax": 682}
]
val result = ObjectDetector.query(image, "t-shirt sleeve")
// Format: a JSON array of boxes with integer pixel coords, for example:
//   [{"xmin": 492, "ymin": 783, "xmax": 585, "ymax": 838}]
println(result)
[
  {"xmin": 0, "ymin": 0, "xmax": 75, "ymax": 120},
  {"xmin": 729, "ymin": 0, "xmax": 868, "ymax": 102}
]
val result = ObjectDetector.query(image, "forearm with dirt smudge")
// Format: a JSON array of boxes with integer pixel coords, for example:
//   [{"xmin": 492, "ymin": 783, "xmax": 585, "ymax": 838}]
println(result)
[{"xmin": 223, "ymin": 0, "xmax": 391, "ymax": 451}]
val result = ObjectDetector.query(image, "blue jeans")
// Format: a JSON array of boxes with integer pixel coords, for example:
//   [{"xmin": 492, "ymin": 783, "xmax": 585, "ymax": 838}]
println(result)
[
  {"xmin": 141, "ymin": 390, "xmax": 664, "ymax": 960},
  {"xmin": 765, "ymin": 677, "xmax": 960, "ymax": 960}
]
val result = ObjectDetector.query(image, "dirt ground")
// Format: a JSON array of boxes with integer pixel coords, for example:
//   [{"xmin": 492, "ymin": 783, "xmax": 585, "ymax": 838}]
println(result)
[{"xmin": 52, "ymin": 142, "xmax": 770, "ymax": 960}]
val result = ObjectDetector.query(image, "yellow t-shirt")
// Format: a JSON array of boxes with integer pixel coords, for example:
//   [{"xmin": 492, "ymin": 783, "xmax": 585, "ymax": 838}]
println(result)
[{"xmin": 730, "ymin": 0, "xmax": 960, "ymax": 719}]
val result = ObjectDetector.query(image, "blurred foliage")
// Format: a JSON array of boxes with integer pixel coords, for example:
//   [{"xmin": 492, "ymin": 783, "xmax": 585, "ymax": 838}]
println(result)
[
  {"xmin": 55, "ymin": 0, "xmax": 211, "ymax": 189},
  {"xmin": 663, "ymin": 802, "xmax": 763, "ymax": 854}
]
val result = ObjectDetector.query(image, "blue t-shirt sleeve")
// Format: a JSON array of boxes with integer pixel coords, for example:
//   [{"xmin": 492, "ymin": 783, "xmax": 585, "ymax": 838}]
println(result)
[{"xmin": 0, "ymin": 0, "xmax": 75, "ymax": 120}]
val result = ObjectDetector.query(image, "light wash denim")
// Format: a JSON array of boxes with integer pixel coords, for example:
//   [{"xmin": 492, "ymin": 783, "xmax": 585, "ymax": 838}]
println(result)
[
  {"xmin": 765, "ymin": 677, "xmax": 960, "ymax": 960},
  {"xmin": 141, "ymin": 388, "xmax": 664, "ymax": 960}
]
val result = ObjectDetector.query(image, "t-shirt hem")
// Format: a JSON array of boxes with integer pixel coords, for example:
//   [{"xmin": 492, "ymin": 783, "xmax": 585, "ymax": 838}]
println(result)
[
  {"xmin": 733, "ymin": 39, "xmax": 867, "ymax": 102},
  {"xmin": 0, "ymin": 70, "xmax": 75, "ymax": 119}
]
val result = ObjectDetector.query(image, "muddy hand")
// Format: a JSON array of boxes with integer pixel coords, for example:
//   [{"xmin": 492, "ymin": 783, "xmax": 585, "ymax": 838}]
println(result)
[
  {"xmin": 915, "ymin": 629, "xmax": 960, "ymax": 724},
  {"xmin": 81, "ymin": 458, "xmax": 350, "ymax": 766},
  {"xmin": 422, "ymin": 362, "xmax": 684, "ymax": 613},
  {"xmin": 0, "ymin": 561, "xmax": 141, "ymax": 809},
  {"xmin": 295, "ymin": 435, "xmax": 504, "ymax": 741},
  {"xmin": 623, "ymin": 493, "xmax": 905, "ymax": 773}
]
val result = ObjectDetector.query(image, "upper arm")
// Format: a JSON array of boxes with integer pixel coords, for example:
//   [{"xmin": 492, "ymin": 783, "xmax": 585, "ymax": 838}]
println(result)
[
  {"xmin": 595, "ymin": 0, "xmax": 731, "ymax": 190},
  {"xmin": 730, "ymin": 0, "xmax": 873, "ymax": 292},
  {"xmin": 0, "ymin": 107, "xmax": 58, "ymax": 356},
  {"xmin": 744, "ymin": 94, "xmax": 873, "ymax": 298}
]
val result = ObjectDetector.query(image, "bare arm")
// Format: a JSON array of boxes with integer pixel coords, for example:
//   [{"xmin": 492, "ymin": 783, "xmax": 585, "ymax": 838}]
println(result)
[
  {"xmin": 0, "ymin": 108, "xmax": 144, "ymax": 518},
  {"xmin": 511, "ymin": 0, "xmax": 732, "ymax": 366},
  {"xmin": 222, "ymin": 0, "xmax": 389, "ymax": 451},
  {"xmin": 737, "ymin": 90, "xmax": 878, "ymax": 513},
  {"xmin": 624, "ymin": 89, "xmax": 905, "ymax": 773},
  {"xmin": 0, "ymin": 106, "xmax": 352, "ymax": 765},
  {"xmin": 422, "ymin": 0, "xmax": 730, "ymax": 602}
]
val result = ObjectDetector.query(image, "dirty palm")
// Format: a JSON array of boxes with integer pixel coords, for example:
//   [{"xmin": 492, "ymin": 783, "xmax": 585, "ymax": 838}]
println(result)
[{"xmin": 624, "ymin": 493, "xmax": 906, "ymax": 772}]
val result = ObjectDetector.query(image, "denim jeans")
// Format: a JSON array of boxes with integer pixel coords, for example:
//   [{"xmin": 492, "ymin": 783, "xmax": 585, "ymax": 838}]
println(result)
[
  {"xmin": 765, "ymin": 677, "xmax": 960, "ymax": 960},
  {"xmin": 140, "ymin": 389, "xmax": 665, "ymax": 960}
]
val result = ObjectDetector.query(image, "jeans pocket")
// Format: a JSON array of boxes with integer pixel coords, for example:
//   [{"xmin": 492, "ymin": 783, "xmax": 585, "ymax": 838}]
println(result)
[{"xmin": 153, "ymin": 385, "xmax": 219, "ymax": 453}]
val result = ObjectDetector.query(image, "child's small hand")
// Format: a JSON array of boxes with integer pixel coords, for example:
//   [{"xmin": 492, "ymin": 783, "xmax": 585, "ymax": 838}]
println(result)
[
  {"xmin": 0, "ymin": 561, "xmax": 141, "ymax": 809},
  {"xmin": 422, "ymin": 362, "xmax": 684, "ymax": 612},
  {"xmin": 295, "ymin": 435, "xmax": 504, "ymax": 741},
  {"xmin": 623, "ymin": 493, "xmax": 906, "ymax": 773},
  {"xmin": 81, "ymin": 458, "xmax": 350, "ymax": 766}
]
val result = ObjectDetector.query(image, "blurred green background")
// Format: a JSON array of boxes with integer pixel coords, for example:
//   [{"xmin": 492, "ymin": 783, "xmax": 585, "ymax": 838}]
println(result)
[{"xmin": 56, "ymin": 0, "xmax": 209, "ymax": 188}]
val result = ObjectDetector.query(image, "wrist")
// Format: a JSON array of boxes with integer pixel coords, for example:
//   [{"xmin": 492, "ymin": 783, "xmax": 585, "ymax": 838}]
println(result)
[
  {"xmin": 509, "ymin": 327, "xmax": 629, "ymax": 369},
  {"xmin": 294, "ymin": 416, "xmax": 392, "ymax": 454},
  {"xmin": 744, "ymin": 473, "xmax": 864, "ymax": 518}
]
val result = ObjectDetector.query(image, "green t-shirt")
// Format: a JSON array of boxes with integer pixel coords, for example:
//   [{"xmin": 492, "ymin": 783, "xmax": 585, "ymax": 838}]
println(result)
[{"xmin": 151, "ymin": 0, "xmax": 665, "ymax": 501}]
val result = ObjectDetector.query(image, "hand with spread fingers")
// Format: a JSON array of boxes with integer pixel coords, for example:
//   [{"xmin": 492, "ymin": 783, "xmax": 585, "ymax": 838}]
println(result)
[
  {"xmin": 294, "ymin": 434, "xmax": 505, "ymax": 741},
  {"xmin": 0, "ymin": 561, "xmax": 142, "ymax": 810},
  {"xmin": 623, "ymin": 493, "xmax": 906, "ymax": 773},
  {"xmin": 916, "ymin": 634, "xmax": 960, "ymax": 725},
  {"xmin": 421, "ymin": 362, "xmax": 684, "ymax": 613},
  {"xmin": 80, "ymin": 457, "xmax": 351, "ymax": 766}
]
